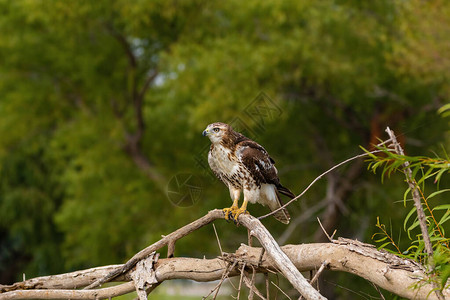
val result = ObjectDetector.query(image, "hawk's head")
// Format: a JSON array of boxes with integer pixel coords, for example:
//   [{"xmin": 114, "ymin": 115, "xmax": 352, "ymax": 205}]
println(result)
[{"xmin": 202, "ymin": 122, "xmax": 230, "ymax": 144}]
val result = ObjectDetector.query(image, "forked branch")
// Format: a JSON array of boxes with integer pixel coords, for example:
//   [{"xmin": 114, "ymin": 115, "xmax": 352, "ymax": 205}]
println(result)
[
  {"xmin": 84, "ymin": 210, "xmax": 322, "ymax": 299},
  {"xmin": 2, "ymin": 240, "xmax": 448, "ymax": 299}
]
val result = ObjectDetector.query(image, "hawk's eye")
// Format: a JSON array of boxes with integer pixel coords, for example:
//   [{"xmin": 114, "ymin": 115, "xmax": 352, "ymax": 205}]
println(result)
[{"xmin": 213, "ymin": 128, "xmax": 220, "ymax": 133}]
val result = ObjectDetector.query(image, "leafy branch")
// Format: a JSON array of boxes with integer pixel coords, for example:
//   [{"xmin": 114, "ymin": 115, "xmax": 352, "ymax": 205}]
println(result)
[
  {"xmin": 364, "ymin": 128, "xmax": 449, "ymax": 296},
  {"xmin": 372, "ymin": 217, "xmax": 402, "ymax": 255}
]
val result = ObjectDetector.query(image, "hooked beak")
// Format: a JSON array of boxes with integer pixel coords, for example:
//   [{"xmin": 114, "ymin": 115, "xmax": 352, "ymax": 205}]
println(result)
[{"xmin": 202, "ymin": 129, "xmax": 209, "ymax": 136}]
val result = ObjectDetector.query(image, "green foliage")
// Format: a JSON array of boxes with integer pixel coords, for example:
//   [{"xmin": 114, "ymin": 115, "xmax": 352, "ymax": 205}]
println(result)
[
  {"xmin": 372, "ymin": 217, "xmax": 402, "ymax": 255},
  {"xmin": 434, "ymin": 245, "xmax": 450, "ymax": 289},
  {"xmin": 368, "ymin": 146, "xmax": 450, "ymax": 290}
]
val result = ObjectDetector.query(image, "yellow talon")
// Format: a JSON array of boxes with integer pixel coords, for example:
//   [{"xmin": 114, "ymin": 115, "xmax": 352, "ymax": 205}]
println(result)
[
  {"xmin": 232, "ymin": 207, "xmax": 249, "ymax": 220},
  {"xmin": 223, "ymin": 199, "xmax": 249, "ymax": 223},
  {"xmin": 223, "ymin": 205, "xmax": 239, "ymax": 221},
  {"xmin": 233, "ymin": 199, "xmax": 249, "ymax": 221}
]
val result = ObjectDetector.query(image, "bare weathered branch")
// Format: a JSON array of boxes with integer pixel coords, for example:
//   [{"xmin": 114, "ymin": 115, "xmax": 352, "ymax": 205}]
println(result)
[
  {"xmin": 84, "ymin": 210, "xmax": 322, "ymax": 299},
  {"xmin": 0, "ymin": 282, "xmax": 135, "ymax": 300},
  {"xmin": 2, "ymin": 242, "xmax": 449, "ymax": 300},
  {"xmin": 0, "ymin": 265, "xmax": 126, "ymax": 293},
  {"xmin": 84, "ymin": 209, "xmax": 225, "ymax": 289},
  {"xmin": 237, "ymin": 215, "xmax": 325, "ymax": 300},
  {"xmin": 2, "ymin": 209, "xmax": 448, "ymax": 300}
]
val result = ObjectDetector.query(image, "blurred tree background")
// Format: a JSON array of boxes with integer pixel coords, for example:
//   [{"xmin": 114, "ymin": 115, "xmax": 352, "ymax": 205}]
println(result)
[{"xmin": 0, "ymin": 0, "xmax": 448, "ymax": 298}]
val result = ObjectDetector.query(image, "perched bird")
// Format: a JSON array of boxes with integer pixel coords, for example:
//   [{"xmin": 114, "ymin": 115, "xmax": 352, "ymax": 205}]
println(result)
[{"xmin": 202, "ymin": 122, "xmax": 294, "ymax": 224}]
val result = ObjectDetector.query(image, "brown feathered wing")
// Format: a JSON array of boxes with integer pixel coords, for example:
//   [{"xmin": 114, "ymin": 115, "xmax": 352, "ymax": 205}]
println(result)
[{"xmin": 237, "ymin": 140, "xmax": 293, "ymax": 224}]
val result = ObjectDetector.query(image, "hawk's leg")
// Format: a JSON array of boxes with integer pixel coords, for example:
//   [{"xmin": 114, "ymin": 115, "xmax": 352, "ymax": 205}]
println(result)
[
  {"xmin": 232, "ymin": 198, "xmax": 249, "ymax": 220},
  {"xmin": 223, "ymin": 187, "xmax": 241, "ymax": 221},
  {"xmin": 223, "ymin": 198, "xmax": 239, "ymax": 220},
  {"xmin": 231, "ymin": 187, "xmax": 255, "ymax": 221}
]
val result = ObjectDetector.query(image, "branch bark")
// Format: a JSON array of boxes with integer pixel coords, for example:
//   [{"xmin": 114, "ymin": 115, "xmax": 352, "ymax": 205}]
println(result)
[
  {"xmin": 84, "ymin": 209, "xmax": 225, "ymax": 290},
  {"xmin": 385, "ymin": 127, "xmax": 434, "ymax": 259},
  {"xmin": 2, "ymin": 210, "xmax": 448, "ymax": 300},
  {"xmin": 82, "ymin": 210, "xmax": 322, "ymax": 299},
  {"xmin": 2, "ymin": 241, "xmax": 448, "ymax": 300},
  {"xmin": 237, "ymin": 215, "xmax": 325, "ymax": 300}
]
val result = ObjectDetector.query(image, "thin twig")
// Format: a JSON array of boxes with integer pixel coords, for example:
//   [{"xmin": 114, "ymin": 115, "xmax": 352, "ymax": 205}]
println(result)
[
  {"xmin": 278, "ymin": 199, "xmax": 328, "ymax": 245},
  {"xmin": 248, "ymin": 266, "xmax": 256, "ymax": 300},
  {"xmin": 167, "ymin": 241, "xmax": 175, "ymax": 258},
  {"xmin": 310, "ymin": 261, "xmax": 328, "ymax": 286},
  {"xmin": 371, "ymin": 282, "xmax": 385, "ymax": 300},
  {"xmin": 274, "ymin": 274, "xmax": 279, "ymax": 300},
  {"xmin": 299, "ymin": 262, "xmax": 327, "ymax": 300},
  {"xmin": 258, "ymin": 248, "xmax": 266, "ymax": 267},
  {"xmin": 259, "ymin": 149, "xmax": 389, "ymax": 220},
  {"xmin": 244, "ymin": 267, "xmax": 267, "ymax": 300},
  {"xmin": 265, "ymin": 273, "xmax": 270, "ymax": 300},
  {"xmin": 237, "ymin": 263, "xmax": 246, "ymax": 300},
  {"xmin": 271, "ymin": 281, "xmax": 292, "ymax": 300},
  {"xmin": 317, "ymin": 218, "xmax": 336, "ymax": 242},
  {"xmin": 213, "ymin": 223, "xmax": 223, "ymax": 255},
  {"xmin": 202, "ymin": 261, "xmax": 237, "ymax": 300},
  {"xmin": 215, "ymin": 261, "xmax": 237, "ymax": 299},
  {"xmin": 243, "ymin": 279, "xmax": 266, "ymax": 300}
]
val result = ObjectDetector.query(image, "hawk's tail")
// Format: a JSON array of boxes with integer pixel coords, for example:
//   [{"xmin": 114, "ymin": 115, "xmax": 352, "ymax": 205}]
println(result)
[
  {"xmin": 270, "ymin": 184, "xmax": 295, "ymax": 224},
  {"xmin": 261, "ymin": 184, "xmax": 294, "ymax": 224},
  {"xmin": 277, "ymin": 184, "xmax": 296, "ymax": 199}
]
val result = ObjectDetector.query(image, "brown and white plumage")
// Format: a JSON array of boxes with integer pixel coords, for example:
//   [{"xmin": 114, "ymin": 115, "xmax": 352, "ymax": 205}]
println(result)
[{"xmin": 202, "ymin": 122, "xmax": 294, "ymax": 224}]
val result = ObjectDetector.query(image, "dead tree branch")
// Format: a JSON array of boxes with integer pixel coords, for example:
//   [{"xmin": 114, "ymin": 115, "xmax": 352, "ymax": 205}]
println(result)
[
  {"xmin": 1, "ymin": 209, "xmax": 448, "ymax": 300},
  {"xmin": 237, "ymin": 214, "xmax": 324, "ymax": 300},
  {"xmin": 2, "ymin": 241, "xmax": 449, "ymax": 299},
  {"xmin": 84, "ymin": 209, "xmax": 225, "ymax": 289},
  {"xmin": 82, "ymin": 210, "xmax": 321, "ymax": 299},
  {"xmin": 0, "ymin": 282, "xmax": 136, "ymax": 300}
]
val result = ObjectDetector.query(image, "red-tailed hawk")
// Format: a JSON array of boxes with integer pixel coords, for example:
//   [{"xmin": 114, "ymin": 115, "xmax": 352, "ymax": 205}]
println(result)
[{"xmin": 202, "ymin": 122, "xmax": 294, "ymax": 224}]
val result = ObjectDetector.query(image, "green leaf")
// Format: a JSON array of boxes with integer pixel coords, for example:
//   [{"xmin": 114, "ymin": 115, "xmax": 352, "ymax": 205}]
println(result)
[
  {"xmin": 417, "ymin": 168, "xmax": 438, "ymax": 186},
  {"xmin": 378, "ymin": 241, "xmax": 393, "ymax": 249},
  {"xmin": 440, "ymin": 265, "xmax": 450, "ymax": 288},
  {"xmin": 433, "ymin": 204, "xmax": 450, "ymax": 211},
  {"xmin": 437, "ymin": 209, "xmax": 450, "ymax": 227},
  {"xmin": 411, "ymin": 165, "xmax": 422, "ymax": 181},
  {"xmin": 373, "ymin": 236, "xmax": 389, "ymax": 243},
  {"xmin": 435, "ymin": 168, "xmax": 447, "ymax": 185},
  {"xmin": 428, "ymin": 189, "xmax": 450, "ymax": 200},
  {"xmin": 438, "ymin": 103, "xmax": 450, "ymax": 116},
  {"xmin": 403, "ymin": 187, "xmax": 412, "ymax": 206},
  {"xmin": 404, "ymin": 206, "xmax": 417, "ymax": 232},
  {"xmin": 407, "ymin": 219, "xmax": 421, "ymax": 239}
]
